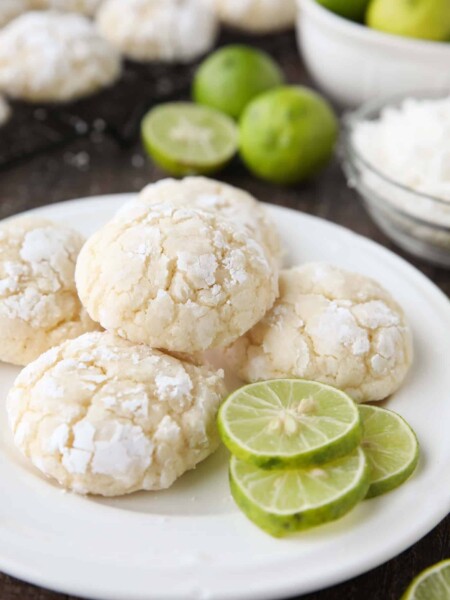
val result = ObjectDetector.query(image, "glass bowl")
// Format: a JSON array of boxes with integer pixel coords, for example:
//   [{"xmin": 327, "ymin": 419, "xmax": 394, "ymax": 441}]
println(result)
[{"xmin": 340, "ymin": 92, "xmax": 450, "ymax": 268}]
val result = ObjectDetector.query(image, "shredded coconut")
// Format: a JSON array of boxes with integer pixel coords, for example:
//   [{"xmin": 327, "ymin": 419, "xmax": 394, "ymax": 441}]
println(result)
[{"xmin": 352, "ymin": 97, "xmax": 450, "ymax": 236}]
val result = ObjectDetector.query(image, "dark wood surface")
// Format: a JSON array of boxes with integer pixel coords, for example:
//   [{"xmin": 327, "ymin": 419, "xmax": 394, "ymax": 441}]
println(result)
[{"xmin": 0, "ymin": 30, "xmax": 448, "ymax": 600}]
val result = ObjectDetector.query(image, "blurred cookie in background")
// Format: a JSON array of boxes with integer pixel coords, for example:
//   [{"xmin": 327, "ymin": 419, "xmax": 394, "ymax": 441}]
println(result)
[
  {"xmin": 0, "ymin": 11, "xmax": 122, "ymax": 102},
  {"xmin": 202, "ymin": 0, "xmax": 297, "ymax": 34},
  {"xmin": 29, "ymin": 0, "xmax": 103, "ymax": 16},
  {"xmin": 96, "ymin": 0, "xmax": 218, "ymax": 63}
]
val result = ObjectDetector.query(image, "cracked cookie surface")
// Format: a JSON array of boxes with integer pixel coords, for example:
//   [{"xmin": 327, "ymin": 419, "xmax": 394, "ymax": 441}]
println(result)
[
  {"xmin": 7, "ymin": 331, "xmax": 226, "ymax": 496},
  {"xmin": 226, "ymin": 263, "xmax": 413, "ymax": 402},
  {"xmin": 76, "ymin": 202, "xmax": 278, "ymax": 353},
  {"xmin": 116, "ymin": 177, "xmax": 282, "ymax": 267},
  {"xmin": 0, "ymin": 216, "xmax": 98, "ymax": 366}
]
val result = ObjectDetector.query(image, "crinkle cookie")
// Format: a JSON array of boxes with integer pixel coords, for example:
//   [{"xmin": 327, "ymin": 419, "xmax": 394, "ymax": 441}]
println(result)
[
  {"xmin": 76, "ymin": 203, "xmax": 278, "ymax": 353},
  {"xmin": 0, "ymin": 11, "xmax": 122, "ymax": 102},
  {"xmin": 116, "ymin": 177, "xmax": 282, "ymax": 266},
  {"xmin": 7, "ymin": 331, "xmax": 226, "ymax": 496},
  {"xmin": 30, "ymin": 0, "xmax": 103, "ymax": 15},
  {"xmin": 202, "ymin": 0, "xmax": 297, "ymax": 34},
  {"xmin": 226, "ymin": 263, "xmax": 413, "ymax": 402},
  {"xmin": 0, "ymin": 0, "xmax": 28, "ymax": 28},
  {"xmin": 96, "ymin": 0, "xmax": 218, "ymax": 63},
  {"xmin": 0, "ymin": 217, "xmax": 98, "ymax": 366}
]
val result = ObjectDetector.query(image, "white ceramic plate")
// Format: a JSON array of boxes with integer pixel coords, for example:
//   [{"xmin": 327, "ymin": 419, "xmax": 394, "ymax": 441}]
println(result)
[{"xmin": 1, "ymin": 196, "xmax": 449, "ymax": 600}]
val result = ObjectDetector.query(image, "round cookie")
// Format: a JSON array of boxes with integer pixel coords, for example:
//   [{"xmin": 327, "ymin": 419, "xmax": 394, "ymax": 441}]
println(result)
[
  {"xmin": 116, "ymin": 177, "xmax": 283, "ymax": 266},
  {"xmin": 226, "ymin": 263, "xmax": 413, "ymax": 402},
  {"xmin": 0, "ymin": 216, "xmax": 99, "ymax": 366},
  {"xmin": 0, "ymin": 0, "xmax": 28, "ymax": 28},
  {"xmin": 7, "ymin": 331, "xmax": 226, "ymax": 496},
  {"xmin": 30, "ymin": 0, "xmax": 102, "ymax": 15},
  {"xmin": 0, "ymin": 11, "xmax": 122, "ymax": 102},
  {"xmin": 96, "ymin": 0, "xmax": 218, "ymax": 63},
  {"xmin": 76, "ymin": 203, "xmax": 278, "ymax": 353},
  {"xmin": 202, "ymin": 0, "xmax": 297, "ymax": 34}
]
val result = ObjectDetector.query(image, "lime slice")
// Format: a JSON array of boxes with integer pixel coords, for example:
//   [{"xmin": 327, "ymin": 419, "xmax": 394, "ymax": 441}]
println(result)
[
  {"xmin": 218, "ymin": 379, "xmax": 362, "ymax": 469},
  {"xmin": 359, "ymin": 405, "xmax": 419, "ymax": 499},
  {"xmin": 193, "ymin": 45, "xmax": 284, "ymax": 119},
  {"xmin": 401, "ymin": 559, "xmax": 450, "ymax": 600},
  {"xmin": 230, "ymin": 447, "xmax": 370, "ymax": 537},
  {"xmin": 141, "ymin": 102, "xmax": 238, "ymax": 177}
]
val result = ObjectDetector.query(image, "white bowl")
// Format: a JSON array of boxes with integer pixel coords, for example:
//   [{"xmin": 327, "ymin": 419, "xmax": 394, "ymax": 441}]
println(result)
[{"xmin": 297, "ymin": 0, "xmax": 450, "ymax": 107}]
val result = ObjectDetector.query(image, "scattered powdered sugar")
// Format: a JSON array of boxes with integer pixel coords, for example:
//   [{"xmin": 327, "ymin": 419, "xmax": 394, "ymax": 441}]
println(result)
[
  {"xmin": 177, "ymin": 252, "xmax": 218, "ymax": 287},
  {"xmin": 308, "ymin": 302, "xmax": 370, "ymax": 357},
  {"xmin": 48, "ymin": 424, "xmax": 70, "ymax": 453},
  {"xmin": 91, "ymin": 423, "xmax": 153, "ymax": 477},
  {"xmin": 155, "ymin": 371, "xmax": 193, "ymax": 405}
]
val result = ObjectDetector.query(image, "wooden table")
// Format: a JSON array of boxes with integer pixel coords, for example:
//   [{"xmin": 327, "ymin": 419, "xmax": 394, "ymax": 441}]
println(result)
[{"xmin": 0, "ymin": 31, "xmax": 448, "ymax": 600}]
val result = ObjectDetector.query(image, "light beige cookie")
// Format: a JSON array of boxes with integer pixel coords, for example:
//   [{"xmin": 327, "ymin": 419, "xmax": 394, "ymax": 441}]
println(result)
[
  {"xmin": 116, "ymin": 177, "xmax": 283, "ymax": 266},
  {"xmin": 96, "ymin": 0, "xmax": 218, "ymax": 63},
  {"xmin": 0, "ymin": 11, "xmax": 122, "ymax": 102},
  {"xmin": 226, "ymin": 263, "xmax": 413, "ymax": 402},
  {"xmin": 0, "ymin": 216, "xmax": 99, "ymax": 366},
  {"xmin": 30, "ymin": 0, "xmax": 102, "ymax": 15},
  {"xmin": 0, "ymin": 0, "xmax": 28, "ymax": 28},
  {"xmin": 202, "ymin": 0, "xmax": 297, "ymax": 34},
  {"xmin": 7, "ymin": 331, "xmax": 226, "ymax": 496},
  {"xmin": 76, "ymin": 203, "xmax": 278, "ymax": 353}
]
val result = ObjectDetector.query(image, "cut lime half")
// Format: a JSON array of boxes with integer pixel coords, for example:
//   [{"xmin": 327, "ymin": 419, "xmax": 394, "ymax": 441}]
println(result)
[
  {"xmin": 230, "ymin": 447, "xmax": 370, "ymax": 537},
  {"xmin": 141, "ymin": 102, "xmax": 238, "ymax": 177},
  {"xmin": 218, "ymin": 379, "xmax": 362, "ymax": 469},
  {"xmin": 401, "ymin": 559, "xmax": 450, "ymax": 600},
  {"xmin": 359, "ymin": 404, "xmax": 419, "ymax": 499}
]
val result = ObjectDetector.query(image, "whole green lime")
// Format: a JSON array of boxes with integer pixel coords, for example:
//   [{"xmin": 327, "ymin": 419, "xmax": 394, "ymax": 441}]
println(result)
[
  {"xmin": 317, "ymin": 0, "xmax": 371, "ymax": 22},
  {"xmin": 193, "ymin": 45, "xmax": 285, "ymax": 120},
  {"xmin": 239, "ymin": 86, "xmax": 338, "ymax": 185},
  {"xmin": 367, "ymin": 0, "xmax": 450, "ymax": 41}
]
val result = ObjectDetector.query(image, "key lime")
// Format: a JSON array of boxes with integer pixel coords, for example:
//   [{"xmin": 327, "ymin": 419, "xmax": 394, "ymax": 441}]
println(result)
[
  {"xmin": 239, "ymin": 86, "xmax": 338, "ymax": 185},
  {"xmin": 367, "ymin": 0, "xmax": 450, "ymax": 42},
  {"xmin": 218, "ymin": 379, "xmax": 362, "ymax": 469},
  {"xmin": 193, "ymin": 45, "xmax": 285, "ymax": 120},
  {"xmin": 359, "ymin": 405, "xmax": 419, "ymax": 499},
  {"xmin": 141, "ymin": 102, "xmax": 238, "ymax": 177},
  {"xmin": 230, "ymin": 447, "xmax": 370, "ymax": 537},
  {"xmin": 317, "ymin": 0, "xmax": 370, "ymax": 22},
  {"xmin": 401, "ymin": 559, "xmax": 450, "ymax": 600}
]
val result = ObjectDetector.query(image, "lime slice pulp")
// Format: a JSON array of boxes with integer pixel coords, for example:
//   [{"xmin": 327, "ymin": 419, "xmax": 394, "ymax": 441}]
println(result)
[
  {"xmin": 230, "ymin": 447, "xmax": 370, "ymax": 537},
  {"xmin": 359, "ymin": 404, "xmax": 419, "ymax": 499},
  {"xmin": 218, "ymin": 379, "xmax": 362, "ymax": 469},
  {"xmin": 401, "ymin": 559, "xmax": 450, "ymax": 600},
  {"xmin": 141, "ymin": 102, "xmax": 238, "ymax": 177}
]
